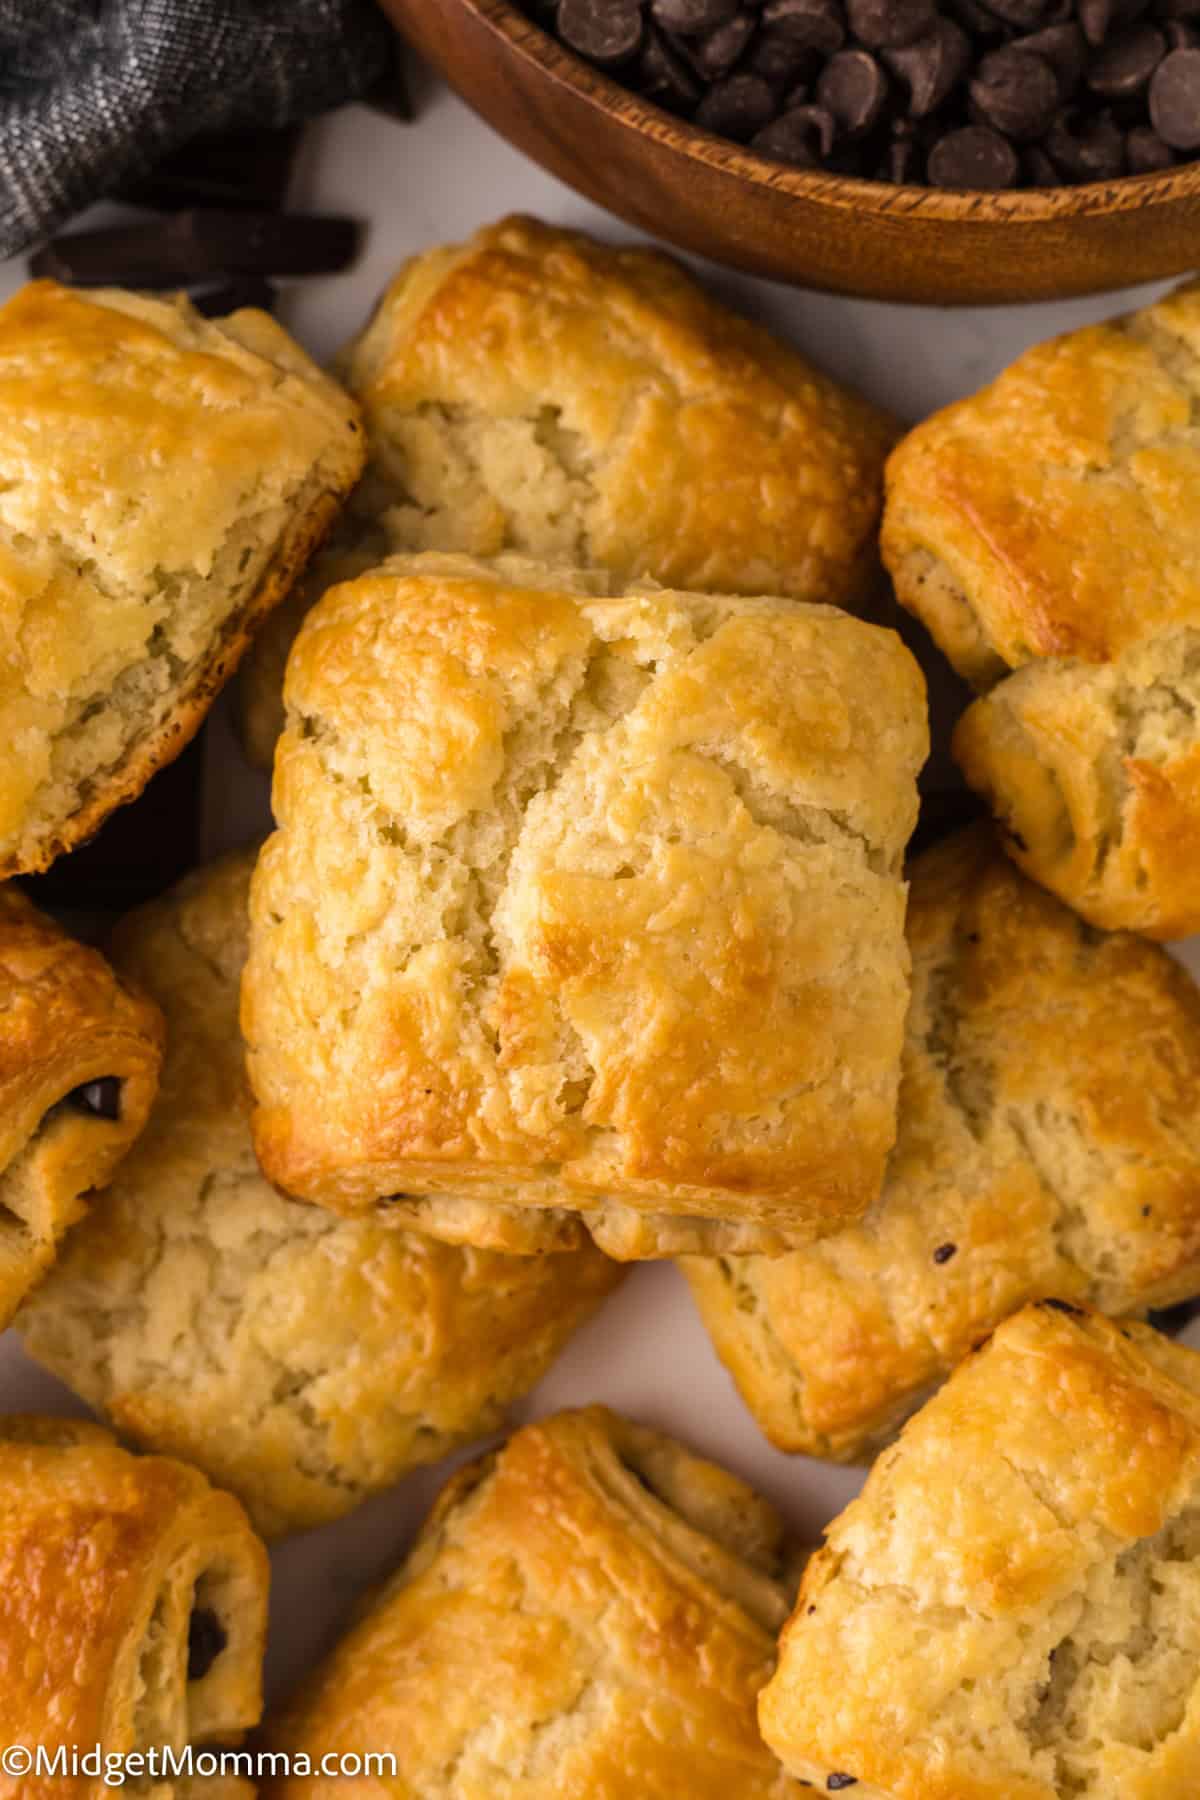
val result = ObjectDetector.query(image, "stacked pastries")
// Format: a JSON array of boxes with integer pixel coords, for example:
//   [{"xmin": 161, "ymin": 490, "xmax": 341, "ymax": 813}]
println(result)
[{"xmin": 3, "ymin": 218, "xmax": 1200, "ymax": 1800}]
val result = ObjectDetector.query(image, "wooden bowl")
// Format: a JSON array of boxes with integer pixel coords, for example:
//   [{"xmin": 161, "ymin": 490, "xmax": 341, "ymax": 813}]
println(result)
[{"xmin": 381, "ymin": 0, "xmax": 1200, "ymax": 304}]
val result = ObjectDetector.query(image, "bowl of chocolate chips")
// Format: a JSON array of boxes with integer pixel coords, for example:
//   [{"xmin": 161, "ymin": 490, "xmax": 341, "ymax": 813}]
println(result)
[{"xmin": 385, "ymin": 0, "xmax": 1200, "ymax": 301}]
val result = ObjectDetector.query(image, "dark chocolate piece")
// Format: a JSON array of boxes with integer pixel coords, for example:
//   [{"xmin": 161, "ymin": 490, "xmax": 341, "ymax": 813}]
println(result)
[
  {"xmin": 970, "ymin": 45, "xmax": 1061, "ymax": 134},
  {"xmin": 694, "ymin": 70, "xmax": 779, "ymax": 134},
  {"xmin": 559, "ymin": 0, "xmax": 645, "ymax": 63},
  {"xmin": 928, "ymin": 120, "xmax": 1022, "ymax": 181},
  {"xmin": 885, "ymin": 20, "xmax": 971, "ymax": 115},
  {"xmin": 638, "ymin": 25, "xmax": 705, "ymax": 107},
  {"xmin": 31, "ymin": 210, "xmax": 360, "ymax": 288},
  {"xmin": 847, "ymin": 0, "xmax": 936, "ymax": 48},
  {"xmin": 1149, "ymin": 44, "xmax": 1200, "ymax": 141},
  {"xmin": 753, "ymin": 101, "xmax": 838, "ymax": 157},
  {"xmin": 1088, "ymin": 22, "xmax": 1166, "ymax": 91},
  {"xmin": 651, "ymin": 0, "xmax": 740, "ymax": 29},
  {"xmin": 817, "ymin": 48, "xmax": 890, "ymax": 132},
  {"xmin": 761, "ymin": 0, "xmax": 847, "ymax": 56}
]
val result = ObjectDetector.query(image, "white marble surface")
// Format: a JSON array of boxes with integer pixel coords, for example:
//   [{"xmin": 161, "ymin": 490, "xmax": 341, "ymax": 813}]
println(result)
[{"xmin": 0, "ymin": 73, "xmax": 1197, "ymax": 1711}]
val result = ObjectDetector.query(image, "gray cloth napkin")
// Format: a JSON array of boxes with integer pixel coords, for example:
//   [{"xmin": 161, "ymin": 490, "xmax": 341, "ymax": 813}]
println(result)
[{"xmin": 0, "ymin": 0, "xmax": 392, "ymax": 258}]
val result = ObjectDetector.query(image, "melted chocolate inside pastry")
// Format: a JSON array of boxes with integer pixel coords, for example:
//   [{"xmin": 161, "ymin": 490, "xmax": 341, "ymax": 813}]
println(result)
[
  {"xmin": 187, "ymin": 1607, "xmax": 227, "ymax": 1682},
  {"xmin": 66, "ymin": 1078, "xmax": 122, "ymax": 1121}
]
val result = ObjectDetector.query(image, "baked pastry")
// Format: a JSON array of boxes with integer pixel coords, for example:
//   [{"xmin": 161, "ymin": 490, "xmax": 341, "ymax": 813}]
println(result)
[
  {"xmin": 0, "ymin": 884, "xmax": 162, "ymax": 1328},
  {"xmin": 239, "ymin": 213, "xmax": 898, "ymax": 765},
  {"xmin": 0, "ymin": 279, "xmax": 363, "ymax": 874},
  {"xmin": 0, "ymin": 1414, "xmax": 267, "ymax": 1797},
  {"xmin": 682, "ymin": 824, "xmax": 1200, "ymax": 1460},
  {"xmin": 759, "ymin": 1302, "xmax": 1200, "ymax": 1799},
  {"xmin": 261, "ymin": 1406, "xmax": 806, "ymax": 1798},
  {"xmin": 242, "ymin": 552, "xmax": 927, "ymax": 1258},
  {"xmin": 882, "ymin": 279, "xmax": 1200, "ymax": 936},
  {"xmin": 17, "ymin": 847, "xmax": 622, "ymax": 1539}
]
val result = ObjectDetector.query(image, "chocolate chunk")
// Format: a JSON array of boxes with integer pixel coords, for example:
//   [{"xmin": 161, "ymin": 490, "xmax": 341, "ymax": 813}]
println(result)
[
  {"xmin": 68, "ymin": 1078, "xmax": 122, "ymax": 1122},
  {"xmin": 1045, "ymin": 108, "xmax": 1127, "ymax": 171},
  {"xmin": 744, "ymin": 26, "xmax": 821, "ymax": 85},
  {"xmin": 190, "ymin": 276, "xmax": 278, "ymax": 317},
  {"xmin": 187, "ymin": 1608, "xmax": 228, "ymax": 1682},
  {"xmin": 932, "ymin": 1242, "xmax": 958, "ymax": 1264},
  {"xmin": 31, "ymin": 210, "xmax": 360, "ymax": 288},
  {"xmin": 970, "ymin": 45, "xmax": 1061, "ymax": 135},
  {"xmin": 1149, "ymin": 44, "xmax": 1200, "ymax": 140},
  {"xmin": 651, "ymin": 0, "xmax": 739, "ymax": 31},
  {"xmin": 1126, "ymin": 119, "xmax": 1178, "ymax": 158},
  {"xmin": 948, "ymin": 0, "xmax": 1011, "ymax": 36},
  {"xmin": 884, "ymin": 18, "xmax": 970, "ymax": 113},
  {"xmin": 690, "ymin": 12, "xmax": 758, "ymax": 75},
  {"xmin": 637, "ymin": 25, "xmax": 705, "ymax": 107},
  {"xmin": 559, "ymin": 0, "xmax": 644, "ymax": 64},
  {"xmin": 753, "ymin": 101, "xmax": 839, "ymax": 157},
  {"xmin": 1079, "ymin": 0, "xmax": 1115, "ymax": 42},
  {"xmin": 761, "ymin": 0, "xmax": 846, "ymax": 55},
  {"xmin": 1088, "ymin": 22, "xmax": 1166, "ymax": 90},
  {"xmin": 817, "ymin": 47, "xmax": 890, "ymax": 131},
  {"xmin": 694, "ymin": 70, "xmax": 779, "ymax": 133},
  {"xmin": 846, "ymin": 0, "xmax": 935, "ymax": 48},
  {"xmin": 928, "ymin": 122, "xmax": 1021, "ymax": 183},
  {"xmin": 1013, "ymin": 22, "xmax": 1086, "ymax": 93},
  {"xmin": 1148, "ymin": 1298, "xmax": 1200, "ymax": 1334}
]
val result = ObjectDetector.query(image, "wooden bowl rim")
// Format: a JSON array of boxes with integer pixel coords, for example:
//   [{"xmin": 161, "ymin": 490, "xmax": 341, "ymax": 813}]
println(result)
[{"xmin": 441, "ymin": 0, "xmax": 1200, "ymax": 222}]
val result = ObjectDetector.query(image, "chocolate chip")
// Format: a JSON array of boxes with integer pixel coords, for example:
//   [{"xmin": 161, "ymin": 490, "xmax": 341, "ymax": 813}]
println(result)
[
  {"xmin": 885, "ymin": 18, "xmax": 971, "ymax": 113},
  {"xmin": 1126, "ymin": 117, "xmax": 1178, "ymax": 155},
  {"xmin": 651, "ymin": 0, "xmax": 740, "ymax": 30},
  {"xmin": 744, "ymin": 25, "xmax": 821, "ymax": 85},
  {"xmin": 981, "ymin": 0, "xmax": 1055, "ymax": 26},
  {"xmin": 1079, "ymin": 0, "xmax": 1115, "ymax": 41},
  {"xmin": 817, "ymin": 47, "xmax": 890, "ymax": 130},
  {"xmin": 187, "ymin": 1608, "xmax": 227, "ymax": 1682},
  {"xmin": 846, "ymin": 0, "xmax": 936, "ymax": 48},
  {"xmin": 68, "ymin": 1078, "xmax": 121, "ymax": 1121},
  {"xmin": 1088, "ymin": 22, "xmax": 1166, "ymax": 90},
  {"xmin": 753, "ymin": 101, "xmax": 839, "ymax": 157},
  {"xmin": 928, "ymin": 121, "xmax": 1022, "ymax": 182},
  {"xmin": 691, "ymin": 12, "xmax": 758, "ymax": 75},
  {"xmin": 932, "ymin": 1242, "xmax": 958, "ymax": 1263},
  {"xmin": 694, "ymin": 69, "xmax": 779, "ymax": 133},
  {"xmin": 1013, "ymin": 22, "xmax": 1086, "ymax": 93},
  {"xmin": 762, "ymin": 0, "xmax": 846, "ymax": 55},
  {"xmin": 1025, "ymin": 141, "xmax": 1064, "ymax": 175},
  {"xmin": 948, "ymin": 0, "xmax": 1011, "ymax": 36},
  {"xmin": 886, "ymin": 126, "xmax": 922, "ymax": 175},
  {"xmin": 1149, "ymin": 44, "xmax": 1200, "ymax": 140},
  {"xmin": 559, "ymin": 0, "xmax": 644, "ymax": 64},
  {"xmin": 637, "ymin": 25, "xmax": 705, "ymax": 107},
  {"xmin": 1045, "ymin": 106, "xmax": 1127, "ymax": 168},
  {"xmin": 970, "ymin": 45, "xmax": 1061, "ymax": 133}
]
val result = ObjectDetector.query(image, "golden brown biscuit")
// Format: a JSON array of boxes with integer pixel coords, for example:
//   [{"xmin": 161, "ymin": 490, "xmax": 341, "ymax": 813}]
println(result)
[
  {"xmin": 0, "ymin": 884, "xmax": 162, "ymax": 1327},
  {"xmin": 759, "ymin": 1303, "xmax": 1200, "ymax": 1800},
  {"xmin": 18, "ymin": 848, "xmax": 622, "ymax": 1539},
  {"xmin": 0, "ymin": 1414, "xmax": 267, "ymax": 1800},
  {"xmin": 0, "ymin": 281, "xmax": 363, "ymax": 874},
  {"xmin": 261, "ymin": 1406, "xmax": 807, "ymax": 1799},
  {"xmin": 239, "ymin": 213, "xmax": 898, "ymax": 765},
  {"xmin": 242, "ymin": 552, "xmax": 927, "ymax": 1258},
  {"xmin": 953, "ymin": 638, "xmax": 1200, "ymax": 939},
  {"xmin": 883, "ymin": 280, "xmax": 1200, "ymax": 935},
  {"xmin": 683, "ymin": 826, "xmax": 1200, "ymax": 1461}
]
